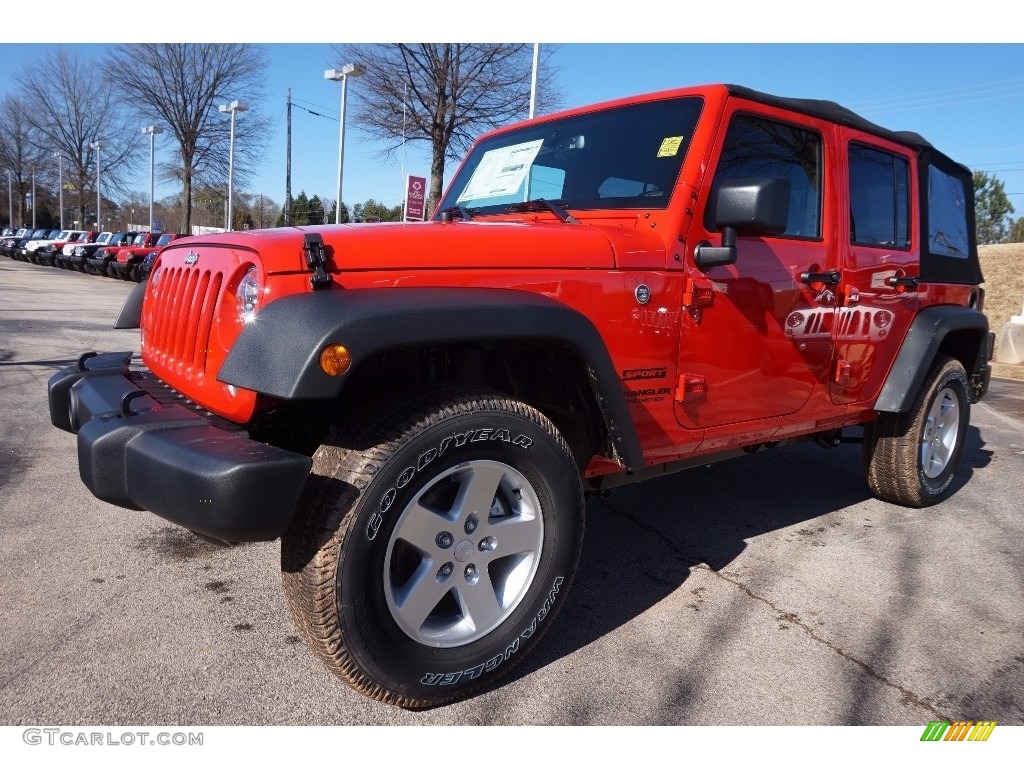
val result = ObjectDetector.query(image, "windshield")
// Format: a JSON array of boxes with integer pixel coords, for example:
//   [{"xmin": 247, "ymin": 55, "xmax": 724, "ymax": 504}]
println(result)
[
  {"xmin": 57, "ymin": 230, "xmax": 71, "ymax": 240},
  {"xmin": 157, "ymin": 234, "xmax": 174, "ymax": 245},
  {"xmin": 133, "ymin": 234, "xmax": 147, "ymax": 245},
  {"xmin": 440, "ymin": 96, "xmax": 704, "ymax": 216},
  {"xmin": 97, "ymin": 232, "xmax": 113, "ymax": 244}
]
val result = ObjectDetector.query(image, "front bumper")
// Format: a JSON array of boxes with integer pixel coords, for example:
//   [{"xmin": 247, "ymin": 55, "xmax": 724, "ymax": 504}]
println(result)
[
  {"xmin": 86, "ymin": 256, "xmax": 113, "ymax": 273},
  {"xmin": 48, "ymin": 352, "xmax": 312, "ymax": 541},
  {"xmin": 109, "ymin": 259, "xmax": 135, "ymax": 278}
]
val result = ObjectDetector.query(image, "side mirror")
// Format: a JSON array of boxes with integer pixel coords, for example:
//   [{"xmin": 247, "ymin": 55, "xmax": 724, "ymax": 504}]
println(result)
[{"xmin": 695, "ymin": 177, "xmax": 791, "ymax": 271}]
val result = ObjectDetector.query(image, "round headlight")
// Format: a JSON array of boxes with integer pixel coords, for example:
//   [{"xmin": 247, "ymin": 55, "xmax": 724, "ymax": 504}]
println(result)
[
  {"xmin": 150, "ymin": 264, "xmax": 163, "ymax": 288},
  {"xmin": 236, "ymin": 266, "xmax": 261, "ymax": 323}
]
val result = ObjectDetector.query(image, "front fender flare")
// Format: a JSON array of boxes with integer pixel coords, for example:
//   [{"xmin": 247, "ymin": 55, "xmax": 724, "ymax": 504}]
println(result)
[{"xmin": 218, "ymin": 287, "xmax": 644, "ymax": 469}]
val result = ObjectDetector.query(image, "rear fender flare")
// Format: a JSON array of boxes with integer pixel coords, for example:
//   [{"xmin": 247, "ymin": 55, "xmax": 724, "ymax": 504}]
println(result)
[{"xmin": 875, "ymin": 306, "xmax": 989, "ymax": 413}]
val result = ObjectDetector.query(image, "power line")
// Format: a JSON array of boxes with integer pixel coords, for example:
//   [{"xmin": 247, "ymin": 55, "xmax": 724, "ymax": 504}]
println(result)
[
  {"xmin": 293, "ymin": 97, "xmax": 338, "ymax": 115},
  {"xmin": 848, "ymin": 77, "xmax": 1024, "ymax": 110},
  {"xmin": 294, "ymin": 103, "xmax": 339, "ymax": 123}
]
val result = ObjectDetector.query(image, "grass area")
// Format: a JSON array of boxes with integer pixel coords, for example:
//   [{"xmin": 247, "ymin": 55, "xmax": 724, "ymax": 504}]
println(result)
[
  {"xmin": 980, "ymin": 243, "xmax": 1024, "ymax": 332},
  {"xmin": 979, "ymin": 243, "xmax": 1024, "ymax": 378}
]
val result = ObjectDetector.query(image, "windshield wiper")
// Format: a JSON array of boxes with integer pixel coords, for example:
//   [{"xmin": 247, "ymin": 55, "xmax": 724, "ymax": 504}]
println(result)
[
  {"xmin": 505, "ymin": 198, "xmax": 579, "ymax": 224},
  {"xmin": 437, "ymin": 205, "xmax": 475, "ymax": 221}
]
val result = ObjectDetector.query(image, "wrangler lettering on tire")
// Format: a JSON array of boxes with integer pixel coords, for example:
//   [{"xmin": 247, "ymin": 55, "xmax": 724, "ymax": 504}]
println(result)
[{"xmin": 280, "ymin": 388, "xmax": 584, "ymax": 708}]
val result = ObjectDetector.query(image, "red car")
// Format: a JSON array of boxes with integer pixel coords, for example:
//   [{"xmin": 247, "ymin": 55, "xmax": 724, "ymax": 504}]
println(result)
[
  {"xmin": 107, "ymin": 232, "xmax": 183, "ymax": 280},
  {"xmin": 50, "ymin": 83, "xmax": 992, "ymax": 708}
]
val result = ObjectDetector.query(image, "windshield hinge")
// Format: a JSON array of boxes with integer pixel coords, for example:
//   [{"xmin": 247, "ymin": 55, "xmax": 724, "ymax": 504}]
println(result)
[{"xmin": 303, "ymin": 233, "xmax": 333, "ymax": 290}]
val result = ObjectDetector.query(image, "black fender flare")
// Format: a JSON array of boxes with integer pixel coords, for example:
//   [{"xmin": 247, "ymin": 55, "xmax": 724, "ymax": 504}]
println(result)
[
  {"xmin": 874, "ymin": 305, "xmax": 989, "ymax": 413},
  {"xmin": 114, "ymin": 279, "xmax": 147, "ymax": 329},
  {"xmin": 218, "ymin": 287, "xmax": 644, "ymax": 470}
]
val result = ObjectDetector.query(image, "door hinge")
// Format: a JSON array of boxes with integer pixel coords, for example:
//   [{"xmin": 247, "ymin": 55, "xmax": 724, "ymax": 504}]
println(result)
[
  {"xmin": 675, "ymin": 374, "xmax": 707, "ymax": 403},
  {"xmin": 303, "ymin": 232, "xmax": 334, "ymax": 290},
  {"xmin": 683, "ymin": 276, "xmax": 714, "ymax": 309}
]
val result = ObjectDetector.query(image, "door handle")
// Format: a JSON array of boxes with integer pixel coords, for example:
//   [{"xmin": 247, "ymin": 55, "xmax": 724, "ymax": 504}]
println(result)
[{"xmin": 800, "ymin": 269, "xmax": 841, "ymax": 286}]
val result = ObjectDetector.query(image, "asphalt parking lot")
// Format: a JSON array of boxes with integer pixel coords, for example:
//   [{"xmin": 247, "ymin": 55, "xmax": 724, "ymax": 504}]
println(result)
[{"xmin": 1, "ymin": 257, "xmax": 1022, "ymax": 726}]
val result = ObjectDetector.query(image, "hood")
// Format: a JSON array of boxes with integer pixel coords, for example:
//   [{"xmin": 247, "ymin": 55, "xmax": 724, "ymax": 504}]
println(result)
[{"xmin": 163, "ymin": 220, "xmax": 667, "ymax": 274}]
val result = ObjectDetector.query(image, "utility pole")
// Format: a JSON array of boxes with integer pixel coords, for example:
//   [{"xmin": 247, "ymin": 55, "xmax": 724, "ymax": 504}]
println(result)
[{"xmin": 285, "ymin": 88, "xmax": 292, "ymax": 226}]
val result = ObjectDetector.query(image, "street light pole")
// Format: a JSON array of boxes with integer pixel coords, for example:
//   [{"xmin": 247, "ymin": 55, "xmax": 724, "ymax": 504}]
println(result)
[
  {"xmin": 91, "ymin": 140, "xmax": 106, "ymax": 229},
  {"xmin": 54, "ymin": 153, "xmax": 64, "ymax": 228},
  {"xmin": 218, "ymin": 100, "xmax": 248, "ymax": 231},
  {"xmin": 6, "ymin": 171, "xmax": 12, "ymax": 228},
  {"xmin": 529, "ymin": 43, "xmax": 540, "ymax": 119},
  {"xmin": 31, "ymin": 167, "xmax": 36, "ymax": 228},
  {"xmin": 142, "ymin": 125, "xmax": 164, "ymax": 232},
  {"xmin": 325, "ymin": 63, "xmax": 366, "ymax": 224}
]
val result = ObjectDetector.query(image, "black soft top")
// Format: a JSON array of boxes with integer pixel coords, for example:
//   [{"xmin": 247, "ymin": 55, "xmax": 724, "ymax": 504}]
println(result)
[
  {"xmin": 728, "ymin": 84, "xmax": 953, "ymax": 159},
  {"xmin": 727, "ymin": 84, "xmax": 980, "ymax": 284}
]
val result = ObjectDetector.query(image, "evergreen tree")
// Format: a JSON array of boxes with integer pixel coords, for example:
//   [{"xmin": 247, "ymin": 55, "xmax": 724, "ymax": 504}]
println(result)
[
  {"xmin": 1007, "ymin": 216, "xmax": 1024, "ymax": 243},
  {"xmin": 974, "ymin": 170, "xmax": 1015, "ymax": 244}
]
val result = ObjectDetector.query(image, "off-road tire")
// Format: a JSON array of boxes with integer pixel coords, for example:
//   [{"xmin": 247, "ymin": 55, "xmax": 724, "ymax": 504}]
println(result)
[
  {"xmin": 281, "ymin": 387, "xmax": 585, "ymax": 708},
  {"xmin": 864, "ymin": 355, "xmax": 970, "ymax": 507}
]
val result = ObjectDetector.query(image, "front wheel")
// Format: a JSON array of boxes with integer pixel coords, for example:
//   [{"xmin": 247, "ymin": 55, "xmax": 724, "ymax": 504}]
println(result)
[
  {"xmin": 281, "ymin": 388, "xmax": 585, "ymax": 708},
  {"xmin": 863, "ymin": 355, "xmax": 970, "ymax": 507}
]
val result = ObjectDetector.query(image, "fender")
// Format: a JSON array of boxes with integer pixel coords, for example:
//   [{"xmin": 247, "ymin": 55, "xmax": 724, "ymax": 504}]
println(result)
[
  {"xmin": 218, "ymin": 286, "xmax": 644, "ymax": 469},
  {"xmin": 874, "ymin": 305, "xmax": 989, "ymax": 413},
  {"xmin": 114, "ymin": 279, "xmax": 147, "ymax": 329}
]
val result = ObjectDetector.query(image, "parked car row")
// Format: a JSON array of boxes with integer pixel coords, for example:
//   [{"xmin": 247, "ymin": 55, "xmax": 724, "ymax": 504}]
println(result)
[{"xmin": 1, "ymin": 226, "xmax": 186, "ymax": 282}]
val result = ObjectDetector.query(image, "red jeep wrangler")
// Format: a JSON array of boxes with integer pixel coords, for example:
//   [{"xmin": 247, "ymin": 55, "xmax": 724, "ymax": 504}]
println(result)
[{"xmin": 48, "ymin": 83, "xmax": 992, "ymax": 708}]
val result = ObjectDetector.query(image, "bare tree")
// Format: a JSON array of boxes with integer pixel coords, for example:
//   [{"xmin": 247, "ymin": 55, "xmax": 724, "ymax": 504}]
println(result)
[
  {"xmin": 0, "ymin": 94, "xmax": 50, "ymax": 227},
  {"xmin": 333, "ymin": 44, "xmax": 562, "ymax": 209},
  {"xmin": 16, "ymin": 48, "xmax": 142, "ymax": 228},
  {"xmin": 104, "ymin": 44, "xmax": 271, "ymax": 233}
]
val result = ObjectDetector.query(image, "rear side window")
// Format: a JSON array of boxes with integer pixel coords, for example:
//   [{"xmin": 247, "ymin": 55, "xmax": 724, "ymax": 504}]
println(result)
[
  {"xmin": 927, "ymin": 165, "xmax": 970, "ymax": 258},
  {"xmin": 707, "ymin": 113, "xmax": 822, "ymax": 238},
  {"xmin": 848, "ymin": 143, "xmax": 910, "ymax": 248}
]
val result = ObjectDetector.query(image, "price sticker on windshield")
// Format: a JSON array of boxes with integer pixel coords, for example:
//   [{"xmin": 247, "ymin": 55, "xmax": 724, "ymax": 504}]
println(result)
[{"xmin": 657, "ymin": 136, "xmax": 685, "ymax": 157}]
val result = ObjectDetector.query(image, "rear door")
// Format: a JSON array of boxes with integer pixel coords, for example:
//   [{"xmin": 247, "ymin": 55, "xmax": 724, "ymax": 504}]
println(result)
[{"xmin": 831, "ymin": 129, "xmax": 919, "ymax": 405}]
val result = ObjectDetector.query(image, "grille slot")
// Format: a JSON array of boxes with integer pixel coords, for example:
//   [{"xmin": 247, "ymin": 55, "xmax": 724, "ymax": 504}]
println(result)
[{"xmin": 146, "ymin": 266, "xmax": 224, "ymax": 379}]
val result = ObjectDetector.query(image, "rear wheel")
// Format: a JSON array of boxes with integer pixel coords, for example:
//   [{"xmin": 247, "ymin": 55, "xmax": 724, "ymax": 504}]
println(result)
[
  {"xmin": 281, "ymin": 388, "xmax": 584, "ymax": 708},
  {"xmin": 864, "ymin": 355, "xmax": 970, "ymax": 507}
]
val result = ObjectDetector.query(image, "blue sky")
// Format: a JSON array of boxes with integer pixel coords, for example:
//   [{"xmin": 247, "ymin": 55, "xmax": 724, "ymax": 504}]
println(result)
[{"xmin": 2, "ymin": 13, "xmax": 1024, "ymax": 216}]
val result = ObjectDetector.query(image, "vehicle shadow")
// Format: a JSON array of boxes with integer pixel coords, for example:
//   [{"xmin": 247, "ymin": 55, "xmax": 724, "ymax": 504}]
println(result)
[{"xmin": 500, "ymin": 425, "xmax": 991, "ymax": 696}]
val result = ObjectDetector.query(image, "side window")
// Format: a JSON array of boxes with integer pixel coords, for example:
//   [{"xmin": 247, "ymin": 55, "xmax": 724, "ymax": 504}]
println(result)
[
  {"xmin": 848, "ymin": 143, "xmax": 910, "ymax": 248},
  {"xmin": 927, "ymin": 165, "xmax": 970, "ymax": 258},
  {"xmin": 707, "ymin": 113, "xmax": 822, "ymax": 238}
]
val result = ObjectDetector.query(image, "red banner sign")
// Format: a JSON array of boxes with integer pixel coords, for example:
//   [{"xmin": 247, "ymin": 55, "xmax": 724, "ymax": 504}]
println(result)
[{"xmin": 405, "ymin": 175, "xmax": 427, "ymax": 221}]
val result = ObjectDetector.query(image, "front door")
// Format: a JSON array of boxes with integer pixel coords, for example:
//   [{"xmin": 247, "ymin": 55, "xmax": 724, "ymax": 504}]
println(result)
[{"xmin": 675, "ymin": 104, "xmax": 837, "ymax": 432}]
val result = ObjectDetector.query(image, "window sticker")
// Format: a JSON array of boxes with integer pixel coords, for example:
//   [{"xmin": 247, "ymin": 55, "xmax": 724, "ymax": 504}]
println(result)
[
  {"xmin": 456, "ymin": 139, "xmax": 544, "ymax": 203},
  {"xmin": 657, "ymin": 136, "xmax": 684, "ymax": 157}
]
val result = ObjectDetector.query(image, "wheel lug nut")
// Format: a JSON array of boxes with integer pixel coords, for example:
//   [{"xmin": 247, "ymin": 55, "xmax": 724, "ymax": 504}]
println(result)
[
  {"xmin": 478, "ymin": 536, "xmax": 495, "ymax": 552},
  {"xmin": 437, "ymin": 562, "xmax": 453, "ymax": 580},
  {"xmin": 464, "ymin": 515, "xmax": 478, "ymax": 534},
  {"xmin": 464, "ymin": 564, "xmax": 479, "ymax": 585},
  {"xmin": 435, "ymin": 532, "xmax": 454, "ymax": 549}
]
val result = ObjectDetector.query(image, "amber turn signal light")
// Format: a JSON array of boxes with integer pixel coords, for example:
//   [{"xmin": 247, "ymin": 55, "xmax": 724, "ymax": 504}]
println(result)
[{"xmin": 319, "ymin": 344, "xmax": 352, "ymax": 376}]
